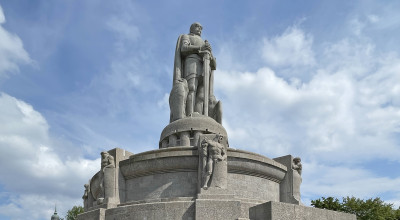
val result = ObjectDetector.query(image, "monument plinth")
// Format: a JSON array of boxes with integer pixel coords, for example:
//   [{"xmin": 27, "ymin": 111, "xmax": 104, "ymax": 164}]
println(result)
[{"xmin": 78, "ymin": 23, "xmax": 356, "ymax": 220}]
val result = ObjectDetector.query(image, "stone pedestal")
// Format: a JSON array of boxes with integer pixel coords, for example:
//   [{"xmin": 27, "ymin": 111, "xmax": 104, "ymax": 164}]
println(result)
[
  {"xmin": 159, "ymin": 115, "xmax": 227, "ymax": 148},
  {"xmin": 77, "ymin": 147, "xmax": 356, "ymax": 220}
]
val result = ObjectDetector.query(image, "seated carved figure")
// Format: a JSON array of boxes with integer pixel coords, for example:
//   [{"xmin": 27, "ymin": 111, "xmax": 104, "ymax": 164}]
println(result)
[{"xmin": 98, "ymin": 151, "xmax": 115, "ymax": 204}]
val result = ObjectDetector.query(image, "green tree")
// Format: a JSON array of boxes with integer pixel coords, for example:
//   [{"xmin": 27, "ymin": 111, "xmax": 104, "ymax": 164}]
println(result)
[
  {"xmin": 65, "ymin": 205, "xmax": 84, "ymax": 220},
  {"xmin": 311, "ymin": 196, "xmax": 400, "ymax": 220}
]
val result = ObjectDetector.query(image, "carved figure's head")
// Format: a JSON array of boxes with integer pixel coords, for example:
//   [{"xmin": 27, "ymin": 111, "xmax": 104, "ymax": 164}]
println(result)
[
  {"xmin": 214, "ymin": 134, "xmax": 224, "ymax": 143},
  {"xmin": 201, "ymin": 140, "xmax": 208, "ymax": 147},
  {"xmin": 293, "ymin": 157, "xmax": 301, "ymax": 164},
  {"xmin": 101, "ymin": 151, "xmax": 110, "ymax": 168},
  {"xmin": 101, "ymin": 151, "xmax": 109, "ymax": 158},
  {"xmin": 190, "ymin": 22, "xmax": 202, "ymax": 36}
]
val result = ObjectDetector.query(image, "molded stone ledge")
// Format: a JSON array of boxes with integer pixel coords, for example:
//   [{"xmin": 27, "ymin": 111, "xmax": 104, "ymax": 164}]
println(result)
[
  {"xmin": 120, "ymin": 153, "xmax": 198, "ymax": 179},
  {"xmin": 118, "ymin": 196, "xmax": 195, "ymax": 207},
  {"xmin": 119, "ymin": 147, "xmax": 287, "ymax": 184},
  {"xmin": 125, "ymin": 146, "xmax": 198, "ymax": 162},
  {"xmin": 228, "ymin": 148, "xmax": 287, "ymax": 171},
  {"xmin": 160, "ymin": 116, "xmax": 227, "ymax": 140}
]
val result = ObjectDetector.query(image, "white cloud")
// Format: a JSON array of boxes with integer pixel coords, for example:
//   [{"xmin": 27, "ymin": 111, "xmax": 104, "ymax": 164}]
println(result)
[
  {"xmin": 0, "ymin": 93, "xmax": 99, "ymax": 220},
  {"xmin": 302, "ymin": 162, "xmax": 400, "ymax": 202},
  {"xmin": 0, "ymin": 5, "xmax": 31, "ymax": 78},
  {"xmin": 262, "ymin": 26, "xmax": 315, "ymax": 67},
  {"xmin": 216, "ymin": 25, "xmax": 400, "ymax": 165}
]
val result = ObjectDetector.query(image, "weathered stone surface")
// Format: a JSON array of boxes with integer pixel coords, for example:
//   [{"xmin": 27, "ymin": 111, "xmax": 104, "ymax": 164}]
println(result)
[
  {"xmin": 228, "ymin": 173, "xmax": 280, "ymax": 202},
  {"xmin": 105, "ymin": 201, "xmax": 195, "ymax": 220},
  {"xmin": 250, "ymin": 201, "xmax": 356, "ymax": 220},
  {"xmin": 125, "ymin": 172, "xmax": 197, "ymax": 202},
  {"xmin": 195, "ymin": 199, "xmax": 241, "ymax": 220},
  {"xmin": 77, "ymin": 208, "xmax": 105, "ymax": 220},
  {"xmin": 228, "ymin": 149, "xmax": 287, "ymax": 183}
]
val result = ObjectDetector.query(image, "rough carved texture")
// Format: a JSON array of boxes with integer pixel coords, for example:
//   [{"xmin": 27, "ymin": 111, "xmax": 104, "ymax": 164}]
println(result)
[{"xmin": 199, "ymin": 134, "xmax": 228, "ymax": 190}]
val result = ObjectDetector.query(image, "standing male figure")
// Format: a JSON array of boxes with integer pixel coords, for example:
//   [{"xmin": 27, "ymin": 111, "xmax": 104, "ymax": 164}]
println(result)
[
  {"xmin": 173, "ymin": 22, "xmax": 216, "ymax": 116},
  {"xmin": 201, "ymin": 134, "xmax": 227, "ymax": 189}
]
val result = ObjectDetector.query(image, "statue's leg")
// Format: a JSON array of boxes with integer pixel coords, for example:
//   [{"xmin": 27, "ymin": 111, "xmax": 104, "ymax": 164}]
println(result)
[
  {"xmin": 195, "ymin": 83, "xmax": 204, "ymax": 114},
  {"xmin": 203, "ymin": 157, "xmax": 213, "ymax": 188},
  {"xmin": 186, "ymin": 77, "xmax": 198, "ymax": 115}
]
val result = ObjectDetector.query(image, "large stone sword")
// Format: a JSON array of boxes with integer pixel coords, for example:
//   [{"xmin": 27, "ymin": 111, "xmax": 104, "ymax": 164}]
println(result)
[{"xmin": 200, "ymin": 46, "xmax": 211, "ymax": 117}]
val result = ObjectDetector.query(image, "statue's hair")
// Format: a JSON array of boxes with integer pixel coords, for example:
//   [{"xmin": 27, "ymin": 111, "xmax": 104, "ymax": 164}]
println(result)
[
  {"xmin": 293, "ymin": 157, "xmax": 301, "ymax": 162},
  {"xmin": 189, "ymin": 22, "xmax": 202, "ymax": 33}
]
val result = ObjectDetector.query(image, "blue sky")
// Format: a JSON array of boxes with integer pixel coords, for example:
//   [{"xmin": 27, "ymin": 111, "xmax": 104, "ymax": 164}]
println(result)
[{"xmin": 0, "ymin": 1, "xmax": 399, "ymax": 219}]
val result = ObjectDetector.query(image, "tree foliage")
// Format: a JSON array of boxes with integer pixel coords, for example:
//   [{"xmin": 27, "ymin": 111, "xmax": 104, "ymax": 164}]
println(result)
[
  {"xmin": 311, "ymin": 196, "xmax": 400, "ymax": 220},
  {"xmin": 65, "ymin": 205, "xmax": 84, "ymax": 220}
]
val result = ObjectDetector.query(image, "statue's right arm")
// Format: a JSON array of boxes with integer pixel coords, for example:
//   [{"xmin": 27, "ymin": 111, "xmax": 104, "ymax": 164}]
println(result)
[{"xmin": 180, "ymin": 35, "xmax": 200, "ymax": 56}]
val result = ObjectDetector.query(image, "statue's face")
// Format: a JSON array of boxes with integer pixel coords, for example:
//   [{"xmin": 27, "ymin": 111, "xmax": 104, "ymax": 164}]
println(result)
[{"xmin": 190, "ymin": 23, "xmax": 202, "ymax": 36}]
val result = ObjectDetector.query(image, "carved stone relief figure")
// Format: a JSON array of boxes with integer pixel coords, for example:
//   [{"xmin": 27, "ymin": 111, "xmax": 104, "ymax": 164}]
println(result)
[
  {"xmin": 292, "ymin": 157, "xmax": 302, "ymax": 203},
  {"xmin": 200, "ymin": 134, "xmax": 227, "ymax": 189},
  {"xmin": 82, "ymin": 183, "xmax": 89, "ymax": 210},
  {"xmin": 98, "ymin": 151, "xmax": 116, "ymax": 204}
]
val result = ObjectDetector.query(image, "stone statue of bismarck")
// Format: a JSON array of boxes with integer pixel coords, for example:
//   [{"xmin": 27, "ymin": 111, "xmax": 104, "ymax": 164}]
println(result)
[{"xmin": 170, "ymin": 22, "xmax": 222, "ymax": 123}]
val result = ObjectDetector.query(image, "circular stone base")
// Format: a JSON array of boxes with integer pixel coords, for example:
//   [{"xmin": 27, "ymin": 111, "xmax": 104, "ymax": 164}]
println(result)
[{"xmin": 159, "ymin": 115, "xmax": 227, "ymax": 148}]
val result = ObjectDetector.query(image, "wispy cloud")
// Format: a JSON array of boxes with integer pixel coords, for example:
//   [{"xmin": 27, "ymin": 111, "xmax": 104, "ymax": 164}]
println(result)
[
  {"xmin": 262, "ymin": 26, "xmax": 315, "ymax": 67},
  {"xmin": 0, "ymin": 5, "xmax": 31, "ymax": 79},
  {"xmin": 0, "ymin": 93, "xmax": 100, "ymax": 219}
]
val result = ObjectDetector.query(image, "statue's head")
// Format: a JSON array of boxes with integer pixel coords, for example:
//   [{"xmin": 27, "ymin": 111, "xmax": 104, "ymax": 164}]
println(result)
[
  {"xmin": 214, "ymin": 134, "xmax": 224, "ymax": 143},
  {"xmin": 293, "ymin": 157, "xmax": 301, "ymax": 164},
  {"xmin": 190, "ymin": 22, "xmax": 202, "ymax": 36},
  {"xmin": 101, "ymin": 151, "xmax": 109, "ymax": 158}
]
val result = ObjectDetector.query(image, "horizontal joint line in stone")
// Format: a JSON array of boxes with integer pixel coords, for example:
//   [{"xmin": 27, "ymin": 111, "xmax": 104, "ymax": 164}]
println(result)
[
  {"xmin": 124, "ymin": 168, "xmax": 197, "ymax": 179},
  {"xmin": 228, "ymin": 169, "xmax": 282, "ymax": 183}
]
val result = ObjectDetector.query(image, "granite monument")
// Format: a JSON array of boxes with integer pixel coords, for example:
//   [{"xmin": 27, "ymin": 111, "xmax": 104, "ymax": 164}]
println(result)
[{"xmin": 77, "ymin": 22, "xmax": 356, "ymax": 220}]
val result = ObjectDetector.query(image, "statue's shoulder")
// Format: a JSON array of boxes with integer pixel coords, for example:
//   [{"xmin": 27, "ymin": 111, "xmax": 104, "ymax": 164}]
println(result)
[{"xmin": 180, "ymin": 34, "xmax": 190, "ymax": 41}]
